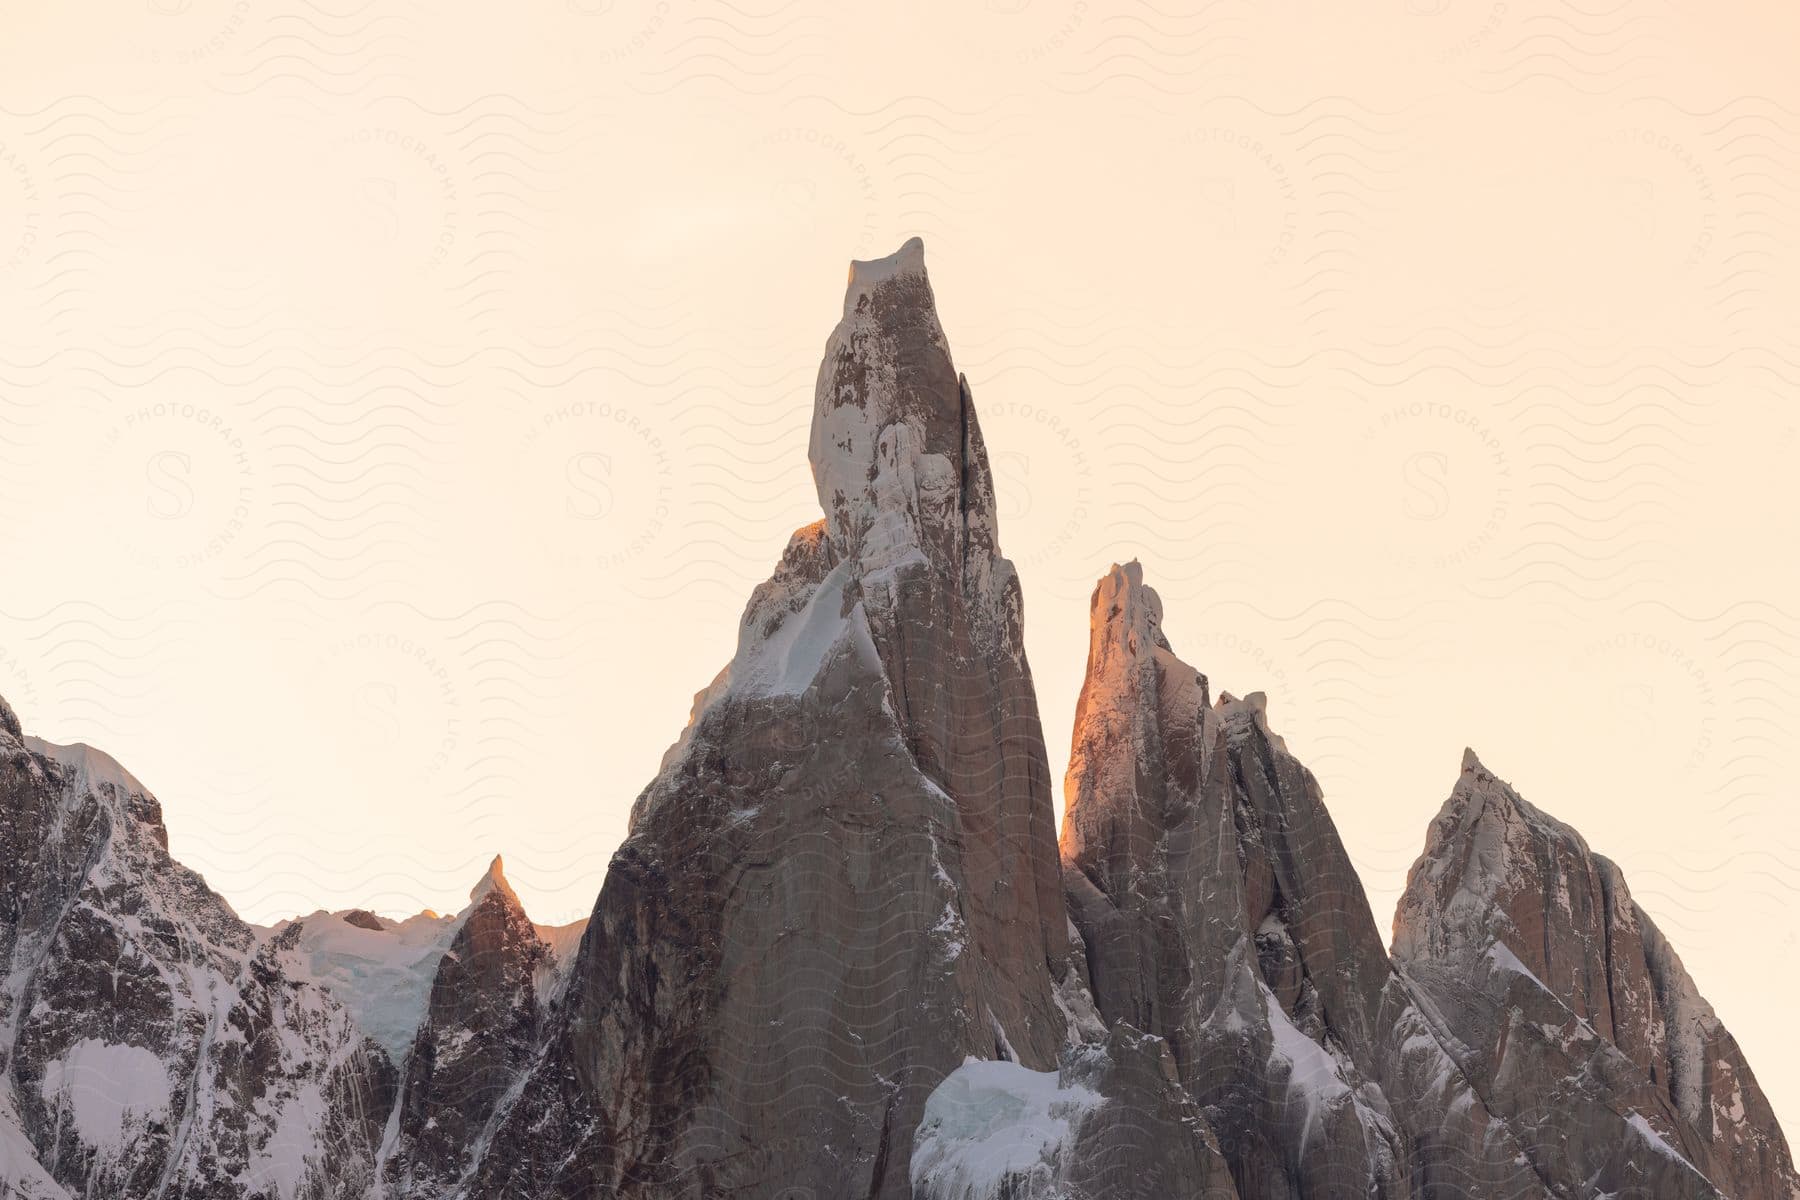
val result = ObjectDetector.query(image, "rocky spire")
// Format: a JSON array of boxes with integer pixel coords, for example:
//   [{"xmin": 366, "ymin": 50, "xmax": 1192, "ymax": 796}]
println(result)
[
  {"xmin": 462, "ymin": 238, "xmax": 1082, "ymax": 1200},
  {"xmin": 380, "ymin": 854, "xmax": 550, "ymax": 1199},
  {"xmin": 466, "ymin": 853, "xmax": 517, "ymax": 908},
  {"xmin": 0, "ymin": 691, "xmax": 21, "ymax": 740},
  {"xmin": 1060, "ymin": 561, "xmax": 1411, "ymax": 1199},
  {"xmin": 1394, "ymin": 754, "xmax": 1800, "ymax": 1200},
  {"xmin": 0, "ymin": 705, "xmax": 392, "ymax": 1198}
]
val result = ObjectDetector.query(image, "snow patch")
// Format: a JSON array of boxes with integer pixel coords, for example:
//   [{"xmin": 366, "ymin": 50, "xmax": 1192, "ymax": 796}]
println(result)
[
  {"xmin": 38, "ymin": 1039, "xmax": 171, "ymax": 1152},
  {"xmin": 729, "ymin": 560, "xmax": 861, "ymax": 699},
  {"xmin": 1625, "ymin": 1111, "xmax": 1705, "ymax": 1177},
  {"xmin": 911, "ymin": 1057, "xmax": 1103, "ymax": 1200},
  {"xmin": 23, "ymin": 736, "xmax": 148, "ymax": 801},
  {"xmin": 270, "ymin": 909, "xmax": 459, "ymax": 1061},
  {"xmin": 1484, "ymin": 941, "xmax": 1548, "ymax": 991}
]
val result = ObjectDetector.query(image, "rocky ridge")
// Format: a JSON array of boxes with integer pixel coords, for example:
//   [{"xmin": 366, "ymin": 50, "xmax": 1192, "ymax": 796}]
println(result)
[{"xmin": 2, "ymin": 240, "xmax": 1794, "ymax": 1199}]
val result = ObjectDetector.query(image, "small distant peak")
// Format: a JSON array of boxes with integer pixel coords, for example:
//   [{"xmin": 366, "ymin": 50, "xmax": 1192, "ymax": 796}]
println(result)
[
  {"xmin": 469, "ymin": 853, "xmax": 520, "ymax": 908},
  {"xmin": 843, "ymin": 236, "xmax": 927, "ymax": 317},
  {"xmin": 1092, "ymin": 560, "xmax": 1162, "ymax": 628},
  {"xmin": 341, "ymin": 908, "xmax": 385, "ymax": 931},
  {"xmin": 1112, "ymin": 559, "xmax": 1144, "ymax": 587},
  {"xmin": 0, "ymin": 692, "xmax": 20, "ymax": 739},
  {"xmin": 1216, "ymin": 689, "xmax": 1269, "ymax": 717}
]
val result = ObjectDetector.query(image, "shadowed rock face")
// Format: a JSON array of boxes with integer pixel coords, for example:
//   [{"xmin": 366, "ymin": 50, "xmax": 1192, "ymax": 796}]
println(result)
[
  {"xmin": 0, "ymin": 714, "xmax": 393, "ymax": 1200},
  {"xmin": 461, "ymin": 237, "xmax": 1088, "ymax": 1199},
  {"xmin": 1059, "ymin": 562, "xmax": 1407, "ymax": 1199},
  {"xmin": 1058, "ymin": 563, "xmax": 1548, "ymax": 1200},
  {"xmin": 379, "ymin": 857, "xmax": 552, "ymax": 1198},
  {"xmin": 1394, "ymin": 754, "xmax": 1800, "ymax": 1200},
  {"xmin": 4, "ymin": 242, "xmax": 1796, "ymax": 1200},
  {"xmin": 911, "ymin": 1024, "xmax": 1240, "ymax": 1200}
]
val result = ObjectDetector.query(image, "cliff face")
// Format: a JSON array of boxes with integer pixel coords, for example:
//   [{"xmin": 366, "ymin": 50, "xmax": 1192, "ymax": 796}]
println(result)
[
  {"xmin": 1057, "ymin": 562, "xmax": 1550, "ymax": 1200},
  {"xmin": 379, "ymin": 857, "xmax": 555, "ymax": 1198},
  {"xmin": 0, "ymin": 718, "xmax": 393, "ymax": 1200},
  {"xmin": 1393, "ymin": 753, "xmax": 1800, "ymax": 1200},
  {"xmin": 2, "ymin": 241, "xmax": 1794, "ymax": 1200},
  {"xmin": 460, "ymin": 237, "xmax": 1098, "ymax": 1199}
]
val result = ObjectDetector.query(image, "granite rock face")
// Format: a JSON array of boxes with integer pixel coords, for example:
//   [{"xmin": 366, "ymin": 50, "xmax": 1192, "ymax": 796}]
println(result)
[
  {"xmin": 1393, "ymin": 753, "xmax": 1800, "ymax": 1200},
  {"xmin": 1057, "ymin": 562, "xmax": 1563, "ymax": 1200},
  {"xmin": 911, "ymin": 1024, "xmax": 1240, "ymax": 1200},
  {"xmin": 1059, "ymin": 562, "xmax": 1408, "ymax": 1199},
  {"xmin": 379, "ymin": 857, "xmax": 556, "ymax": 1198},
  {"xmin": 461, "ymin": 236, "xmax": 1096, "ymax": 1199},
  {"xmin": 0, "ymin": 719, "xmax": 393, "ymax": 1200},
  {"xmin": 2, "ymin": 238, "xmax": 1795, "ymax": 1200}
]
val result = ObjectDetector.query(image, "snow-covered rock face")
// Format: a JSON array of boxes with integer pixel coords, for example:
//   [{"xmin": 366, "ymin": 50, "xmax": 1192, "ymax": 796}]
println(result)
[
  {"xmin": 1393, "ymin": 754, "xmax": 1800, "ymax": 1200},
  {"xmin": 0, "ymin": 715, "xmax": 393, "ymax": 1200},
  {"xmin": 910, "ymin": 1056, "xmax": 1103, "ymax": 1197},
  {"xmin": 811, "ymin": 237, "xmax": 965, "ymax": 573},
  {"xmin": 272, "ymin": 908, "xmax": 460, "ymax": 1063},
  {"xmin": 911, "ymin": 1027, "xmax": 1237, "ymax": 1200},
  {"xmin": 458, "ymin": 239, "xmax": 1081, "ymax": 1200},
  {"xmin": 377, "ymin": 855, "xmax": 561, "ymax": 1200},
  {"xmin": 1058, "ymin": 564, "xmax": 1551, "ymax": 1199}
]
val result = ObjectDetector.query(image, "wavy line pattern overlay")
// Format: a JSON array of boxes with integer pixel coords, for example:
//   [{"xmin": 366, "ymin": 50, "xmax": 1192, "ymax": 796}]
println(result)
[{"xmin": 2, "ymin": 0, "xmax": 1797, "ymax": 1132}]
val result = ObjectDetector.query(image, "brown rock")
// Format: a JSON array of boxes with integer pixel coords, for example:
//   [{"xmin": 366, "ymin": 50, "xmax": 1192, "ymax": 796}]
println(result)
[
  {"xmin": 0, "ymin": 707, "xmax": 393, "ymax": 1199},
  {"xmin": 380, "ymin": 856, "xmax": 552, "ymax": 1198},
  {"xmin": 462, "ymin": 238, "xmax": 1085, "ymax": 1199},
  {"xmin": 1393, "ymin": 751, "xmax": 1800, "ymax": 1200}
]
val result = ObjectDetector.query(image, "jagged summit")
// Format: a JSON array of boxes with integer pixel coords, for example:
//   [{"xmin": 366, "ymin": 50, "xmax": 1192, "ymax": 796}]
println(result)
[
  {"xmin": 1393, "ymin": 754, "xmax": 1800, "ymax": 1200},
  {"xmin": 843, "ymin": 234, "xmax": 926, "ymax": 316},
  {"xmin": 468, "ymin": 852, "xmax": 518, "ymax": 907},
  {"xmin": 0, "ymin": 690, "xmax": 20, "ymax": 739},
  {"xmin": 5, "ymin": 246, "xmax": 1794, "ymax": 1200}
]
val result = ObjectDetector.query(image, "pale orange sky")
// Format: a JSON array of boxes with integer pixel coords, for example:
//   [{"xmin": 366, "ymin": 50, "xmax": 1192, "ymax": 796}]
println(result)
[{"xmin": 1, "ymin": 0, "xmax": 1797, "ymax": 1130}]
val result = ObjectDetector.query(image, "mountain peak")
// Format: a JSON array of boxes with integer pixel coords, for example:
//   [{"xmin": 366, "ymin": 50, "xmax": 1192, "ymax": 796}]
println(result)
[
  {"xmin": 0, "ymin": 691, "xmax": 20, "ymax": 740},
  {"xmin": 469, "ymin": 853, "xmax": 519, "ymax": 908},
  {"xmin": 809, "ymin": 235, "xmax": 973, "ymax": 575},
  {"xmin": 844, "ymin": 235, "xmax": 926, "ymax": 317},
  {"xmin": 1089, "ymin": 560, "xmax": 1167, "ymax": 652}
]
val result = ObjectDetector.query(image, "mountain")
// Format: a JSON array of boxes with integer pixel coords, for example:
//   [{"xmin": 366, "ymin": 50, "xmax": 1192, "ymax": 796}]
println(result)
[
  {"xmin": 2, "ymin": 240, "xmax": 1793, "ymax": 1199},
  {"xmin": 378, "ymin": 857, "xmax": 568, "ymax": 1198},
  {"xmin": 1057, "ymin": 562, "xmax": 1547, "ymax": 1199},
  {"xmin": 0, "ymin": 691, "xmax": 581, "ymax": 1199},
  {"xmin": 1393, "ymin": 751, "xmax": 1800, "ymax": 1200},
  {"xmin": 459, "ymin": 235, "xmax": 1099, "ymax": 1198},
  {"xmin": 0, "ymin": 706, "xmax": 393, "ymax": 1199}
]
